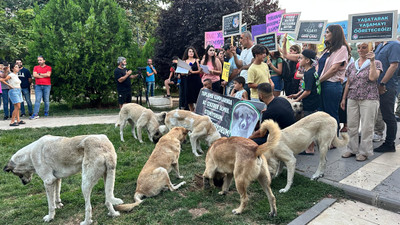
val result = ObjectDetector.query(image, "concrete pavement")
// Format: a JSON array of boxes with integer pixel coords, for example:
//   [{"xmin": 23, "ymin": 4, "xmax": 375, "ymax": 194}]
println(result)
[{"xmin": 1, "ymin": 113, "xmax": 399, "ymax": 224}]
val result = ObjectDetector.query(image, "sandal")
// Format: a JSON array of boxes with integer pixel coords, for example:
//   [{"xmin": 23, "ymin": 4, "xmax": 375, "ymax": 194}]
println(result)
[
  {"xmin": 9, "ymin": 122, "xmax": 19, "ymax": 126},
  {"xmin": 18, "ymin": 120, "xmax": 26, "ymax": 124}
]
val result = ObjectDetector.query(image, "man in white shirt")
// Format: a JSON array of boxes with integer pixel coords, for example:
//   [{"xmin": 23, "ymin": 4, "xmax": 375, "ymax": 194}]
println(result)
[{"xmin": 231, "ymin": 31, "xmax": 254, "ymax": 96}]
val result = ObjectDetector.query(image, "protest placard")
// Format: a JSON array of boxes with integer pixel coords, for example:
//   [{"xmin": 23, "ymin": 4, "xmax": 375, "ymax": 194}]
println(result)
[
  {"xmin": 278, "ymin": 12, "xmax": 301, "ymax": 33},
  {"xmin": 204, "ymin": 31, "xmax": 224, "ymax": 49},
  {"xmin": 348, "ymin": 10, "xmax": 398, "ymax": 42},
  {"xmin": 295, "ymin": 20, "xmax": 327, "ymax": 44},
  {"xmin": 223, "ymin": 11, "xmax": 242, "ymax": 37},
  {"xmin": 266, "ymin": 10, "xmax": 286, "ymax": 35},
  {"xmin": 195, "ymin": 89, "xmax": 264, "ymax": 138},
  {"xmin": 200, "ymin": 64, "xmax": 210, "ymax": 74},
  {"xmin": 251, "ymin": 23, "xmax": 266, "ymax": 40},
  {"xmin": 327, "ymin": 20, "xmax": 348, "ymax": 40},
  {"xmin": 255, "ymin": 33, "xmax": 277, "ymax": 51},
  {"xmin": 241, "ymin": 23, "xmax": 247, "ymax": 33},
  {"xmin": 221, "ymin": 62, "xmax": 230, "ymax": 81}
]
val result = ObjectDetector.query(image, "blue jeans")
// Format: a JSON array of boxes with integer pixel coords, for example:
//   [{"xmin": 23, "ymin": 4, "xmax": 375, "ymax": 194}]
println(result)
[
  {"xmin": 33, "ymin": 85, "xmax": 51, "ymax": 115},
  {"xmin": 321, "ymin": 81, "xmax": 342, "ymax": 127},
  {"xmin": 21, "ymin": 88, "xmax": 33, "ymax": 115},
  {"xmin": 379, "ymin": 87, "xmax": 397, "ymax": 144},
  {"xmin": 146, "ymin": 81, "xmax": 155, "ymax": 97},
  {"xmin": 2, "ymin": 89, "xmax": 14, "ymax": 118}
]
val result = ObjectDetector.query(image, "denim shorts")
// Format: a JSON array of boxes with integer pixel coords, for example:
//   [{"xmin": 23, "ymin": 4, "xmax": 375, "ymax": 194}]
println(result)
[
  {"xmin": 9, "ymin": 88, "xmax": 23, "ymax": 104},
  {"xmin": 271, "ymin": 76, "xmax": 283, "ymax": 91}
]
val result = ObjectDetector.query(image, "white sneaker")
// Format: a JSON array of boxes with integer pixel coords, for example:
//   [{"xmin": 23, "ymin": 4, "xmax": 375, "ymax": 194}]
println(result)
[{"xmin": 373, "ymin": 133, "xmax": 383, "ymax": 142}]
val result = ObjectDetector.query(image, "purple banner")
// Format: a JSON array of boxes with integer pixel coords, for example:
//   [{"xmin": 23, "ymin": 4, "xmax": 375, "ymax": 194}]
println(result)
[
  {"xmin": 266, "ymin": 10, "xmax": 286, "ymax": 35},
  {"xmin": 204, "ymin": 31, "xmax": 224, "ymax": 49},
  {"xmin": 251, "ymin": 24, "xmax": 266, "ymax": 40}
]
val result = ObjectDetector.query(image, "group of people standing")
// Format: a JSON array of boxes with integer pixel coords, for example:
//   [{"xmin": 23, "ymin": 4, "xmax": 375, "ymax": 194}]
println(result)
[
  {"xmin": 1, "ymin": 56, "xmax": 52, "ymax": 126},
  {"xmin": 165, "ymin": 26, "xmax": 400, "ymax": 161}
]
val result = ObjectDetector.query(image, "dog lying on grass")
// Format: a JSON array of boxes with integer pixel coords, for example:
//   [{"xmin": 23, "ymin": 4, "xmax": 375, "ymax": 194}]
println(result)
[
  {"xmin": 115, "ymin": 103, "xmax": 166, "ymax": 143},
  {"xmin": 114, "ymin": 127, "xmax": 188, "ymax": 212},
  {"xmin": 264, "ymin": 111, "xmax": 349, "ymax": 193},
  {"xmin": 160, "ymin": 109, "xmax": 221, "ymax": 157},
  {"xmin": 3, "ymin": 135, "xmax": 123, "ymax": 225},
  {"xmin": 203, "ymin": 119, "xmax": 280, "ymax": 216}
]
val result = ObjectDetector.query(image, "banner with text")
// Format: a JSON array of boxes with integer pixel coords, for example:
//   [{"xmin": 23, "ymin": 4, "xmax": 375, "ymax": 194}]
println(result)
[
  {"xmin": 255, "ymin": 33, "xmax": 278, "ymax": 51},
  {"xmin": 348, "ymin": 10, "xmax": 398, "ymax": 42},
  {"xmin": 251, "ymin": 23, "xmax": 266, "ymax": 40},
  {"xmin": 278, "ymin": 12, "xmax": 301, "ymax": 33},
  {"xmin": 204, "ymin": 31, "xmax": 224, "ymax": 49},
  {"xmin": 295, "ymin": 20, "xmax": 327, "ymax": 44},
  {"xmin": 221, "ymin": 62, "xmax": 230, "ymax": 81},
  {"xmin": 195, "ymin": 89, "xmax": 264, "ymax": 138},
  {"xmin": 223, "ymin": 11, "xmax": 242, "ymax": 37},
  {"xmin": 266, "ymin": 10, "xmax": 286, "ymax": 35}
]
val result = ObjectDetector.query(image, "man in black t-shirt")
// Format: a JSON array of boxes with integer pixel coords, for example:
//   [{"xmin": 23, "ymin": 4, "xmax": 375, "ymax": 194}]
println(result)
[
  {"xmin": 16, "ymin": 59, "xmax": 33, "ymax": 116},
  {"xmin": 114, "ymin": 57, "xmax": 137, "ymax": 108},
  {"xmin": 249, "ymin": 82, "xmax": 296, "ymax": 145}
]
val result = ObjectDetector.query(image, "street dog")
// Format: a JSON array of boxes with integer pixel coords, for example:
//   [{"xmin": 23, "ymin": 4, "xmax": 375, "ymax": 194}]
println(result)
[
  {"xmin": 114, "ymin": 127, "xmax": 188, "ymax": 212},
  {"xmin": 264, "ymin": 111, "xmax": 349, "ymax": 193},
  {"xmin": 203, "ymin": 119, "xmax": 280, "ymax": 216},
  {"xmin": 160, "ymin": 109, "xmax": 221, "ymax": 157},
  {"xmin": 230, "ymin": 103, "xmax": 259, "ymax": 138},
  {"xmin": 115, "ymin": 103, "xmax": 165, "ymax": 143},
  {"xmin": 3, "ymin": 135, "xmax": 123, "ymax": 225}
]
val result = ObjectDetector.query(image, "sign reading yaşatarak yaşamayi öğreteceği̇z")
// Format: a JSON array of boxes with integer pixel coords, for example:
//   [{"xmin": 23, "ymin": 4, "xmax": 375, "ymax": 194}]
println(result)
[{"xmin": 348, "ymin": 10, "xmax": 398, "ymax": 42}]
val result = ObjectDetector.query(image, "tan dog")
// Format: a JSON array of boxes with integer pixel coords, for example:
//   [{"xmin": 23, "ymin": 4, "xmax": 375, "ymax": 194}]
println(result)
[
  {"xmin": 160, "ymin": 109, "xmax": 221, "ymax": 157},
  {"xmin": 264, "ymin": 111, "xmax": 349, "ymax": 193},
  {"xmin": 114, "ymin": 127, "xmax": 189, "ymax": 212},
  {"xmin": 3, "ymin": 135, "xmax": 123, "ymax": 225},
  {"xmin": 115, "ymin": 103, "xmax": 165, "ymax": 143},
  {"xmin": 203, "ymin": 119, "xmax": 280, "ymax": 216}
]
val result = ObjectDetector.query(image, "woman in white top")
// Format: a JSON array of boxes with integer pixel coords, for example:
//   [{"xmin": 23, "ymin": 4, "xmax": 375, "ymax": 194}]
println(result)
[{"xmin": 0, "ymin": 62, "xmax": 25, "ymax": 126}]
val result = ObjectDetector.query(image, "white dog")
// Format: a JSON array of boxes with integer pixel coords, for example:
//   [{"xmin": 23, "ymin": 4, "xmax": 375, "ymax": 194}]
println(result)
[
  {"xmin": 115, "ymin": 103, "xmax": 166, "ymax": 143},
  {"xmin": 3, "ymin": 135, "xmax": 123, "ymax": 225},
  {"xmin": 263, "ymin": 111, "xmax": 349, "ymax": 193},
  {"xmin": 160, "ymin": 109, "xmax": 221, "ymax": 157}
]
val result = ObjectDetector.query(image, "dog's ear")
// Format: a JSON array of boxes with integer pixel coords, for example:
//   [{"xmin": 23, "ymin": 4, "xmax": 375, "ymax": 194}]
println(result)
[
  {"xmin": 182, "ymin": 128, "xmax": 189, "ymax": 135},
  {"xmin": 3, "ymin": 161, "xmax": 15, "ymax": 172},
  {"xmin": 156, "ymin": 112, "xmax": 167, "ymax": 124},
  {"xmin": 233, "ymin": 109, "xmax": 239, "ymax": 119}
]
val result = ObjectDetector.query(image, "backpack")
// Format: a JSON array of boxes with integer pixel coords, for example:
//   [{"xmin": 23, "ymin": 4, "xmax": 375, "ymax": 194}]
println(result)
[
  {"xmin": 280, "ymin": 58, "xmax": 292, "ymax": 82},
  {"xmin": 301, "ymin": 70, "xmax": 321, "ymax": 95}
]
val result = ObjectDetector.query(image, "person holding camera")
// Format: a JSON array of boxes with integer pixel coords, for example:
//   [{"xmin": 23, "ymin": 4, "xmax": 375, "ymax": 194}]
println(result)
[
  {"xmin": 146, "ymin": 58, "xmax": 157, "ymax": 97},
  {"xmin": 114, "ymin": 56, "xmax": 137, "ymax": 109}
]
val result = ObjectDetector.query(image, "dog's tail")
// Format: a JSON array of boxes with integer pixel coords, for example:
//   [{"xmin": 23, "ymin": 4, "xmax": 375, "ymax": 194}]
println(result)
[
  {"xmin": 332, "ymin": 132, "xmax": 350, "ymax": 148},
  {"xmin": 255, "ymin": 120, "xmax": 281, "ymax": 157},
  {"xmin": 114, "ymin": 193, "xmax": 143, "ymax": 212},
  {"xmin": 115, "ymin": 106, "xmax": 127, "ymax": 128}
]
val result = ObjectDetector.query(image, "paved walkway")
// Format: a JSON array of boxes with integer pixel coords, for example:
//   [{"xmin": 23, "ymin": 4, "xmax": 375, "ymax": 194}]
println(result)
[{"xmin": 1, "ymin": 114, "xmax": 400, "ymax": 224}]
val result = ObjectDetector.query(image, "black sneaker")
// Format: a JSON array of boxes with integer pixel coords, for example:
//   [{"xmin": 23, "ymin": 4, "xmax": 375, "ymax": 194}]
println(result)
[
  {"xmin": 374, "ymin": 142, "xmax": 396, "ymax": 153},
  {"xmin": 20, "ymin": 114, "xmax": 26, "ymax": 117},
  {"xmin": 3, "ymin": 116, "xmax": 8, "ymax": 120}
]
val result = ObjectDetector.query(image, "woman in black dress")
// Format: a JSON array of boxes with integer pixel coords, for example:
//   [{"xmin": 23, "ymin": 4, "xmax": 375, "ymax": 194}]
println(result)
[{"xmin": 182, "ymin": 46, "xmax": 202, "ymax": 112}]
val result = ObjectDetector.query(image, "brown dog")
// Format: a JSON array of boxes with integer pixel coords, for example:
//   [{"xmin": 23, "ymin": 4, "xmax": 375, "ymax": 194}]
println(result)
[
  {"xmin": 203, "ymin": 119, "xmax": 280, "ymax": 216},
  {"xmin": 114, "ymin": 127, "xmax": 188, "ymax": 212}
]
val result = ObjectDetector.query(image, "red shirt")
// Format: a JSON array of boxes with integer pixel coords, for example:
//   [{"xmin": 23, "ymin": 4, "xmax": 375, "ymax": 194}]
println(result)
[{"xmin": 33, "ymin": 65, "xmax": 52, "ymax": 85}]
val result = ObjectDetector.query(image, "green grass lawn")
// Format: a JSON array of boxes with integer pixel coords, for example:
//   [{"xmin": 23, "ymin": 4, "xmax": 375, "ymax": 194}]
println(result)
[{"xmin": 0, "ymin": 125, "xmax": 344, "ymax": 225}]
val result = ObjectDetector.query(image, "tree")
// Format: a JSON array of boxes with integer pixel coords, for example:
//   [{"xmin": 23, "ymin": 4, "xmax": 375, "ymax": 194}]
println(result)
[{"xmin": 27, "ymin": 0, "xmax": 135, "ymax": 106}]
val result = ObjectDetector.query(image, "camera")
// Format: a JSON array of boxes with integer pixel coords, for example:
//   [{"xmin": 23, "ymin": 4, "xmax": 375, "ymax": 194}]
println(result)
[{"xmin": 137, "ymin": 67, "xmax": 146, "ymax": 79}]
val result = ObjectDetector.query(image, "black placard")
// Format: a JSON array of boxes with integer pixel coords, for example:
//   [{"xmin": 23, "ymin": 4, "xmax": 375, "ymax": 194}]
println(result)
[
  {"xmin": 255, "ymin": 33, "xmax": 277, "ymax": 51},
  {"xmin": 348, "ymin": 11, "xmax": 398, "ymax": 42},
  {"xmin": 279, "ymin": 12, "xmax": 301, "ymax": 33},
  {"xmin": 222, "ymin": 11, "xmax": 242, "ymax": 37},
  {"xmin": 295, "ymin": 20, "xmax": 327, "ymax": 44},
  {"xmin": 195, "ymin": 89, "xmax": 264, "ymax": 138}
]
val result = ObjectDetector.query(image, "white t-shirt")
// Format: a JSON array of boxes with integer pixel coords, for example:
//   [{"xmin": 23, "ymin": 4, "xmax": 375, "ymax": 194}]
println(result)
[
  {"xmin": 8, "ymin": 72, "xmax": 21, "ymax": 89},
  {"xmin": 238, "ymin": 45, "xmax": 254, "ymax": 83}
]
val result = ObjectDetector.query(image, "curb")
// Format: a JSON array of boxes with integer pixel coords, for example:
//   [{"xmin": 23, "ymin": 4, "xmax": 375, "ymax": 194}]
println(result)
[{"xmin": 288, "ymin": 198, "xmax": 337, "ymax": 225}]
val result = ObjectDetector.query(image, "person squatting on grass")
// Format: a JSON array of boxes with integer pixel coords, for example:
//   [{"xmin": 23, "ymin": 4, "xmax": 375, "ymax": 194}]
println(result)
[{"xmin": 0, "ymin": 62, "xmax": 26, "ymax": 126}]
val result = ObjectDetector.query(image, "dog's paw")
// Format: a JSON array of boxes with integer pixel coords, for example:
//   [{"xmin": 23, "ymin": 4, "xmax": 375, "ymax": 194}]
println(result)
[
  {"xmin": 194, "ymin": 153, "xmax": 202, "ymax": 157},
  {"xmin": 80, "ymin": 219, "xmax": 93, "ymax": 225},
  {"xmin": 178, "ymin": 175, "xmax": 184, "ymax": 179},
  {"xmin": 108, "ymin": 211, "xmax": 120, "ymax": 217},
  {"xmin": 232, "ymin": 208, "xmax": 242, "ymax": 215},
  {"xmin": 110, "ymin": 198, "xmax": 124, "ymax": 205},
  {"xmin": 279, "ymin": 188, "xmax": 289, "ymax": 193},
  {"xmin": 311, "ymin": 174, "xmax": 324, "ymax": 180},
  {"xmin": 218, "ymin": 191, "xmax": 227, "ymax": 195},
  {"xmin": 269, "ymin": 210, "xmax": 277, "ymax": 217},
  {"xmin": 43, "ymin": 215, "xmax": 54, "ymax": 222},
  {"xmin": 139, "ymin": 140, "xmax": 144, "ymax": 143},
  {"xmin": 55, "ymin": 202, "xmax": 64, "ymax": 209},
  {"xmin": 121, "ymin": 139, "xmax": 125, "ymax": 142}
]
